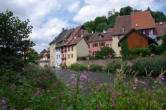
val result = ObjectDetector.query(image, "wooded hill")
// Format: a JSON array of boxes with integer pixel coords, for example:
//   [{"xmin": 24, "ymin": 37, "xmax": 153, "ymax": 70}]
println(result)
[{"xmin": 83, "ymin": 6, "xmax": 166, "ymax": 33}]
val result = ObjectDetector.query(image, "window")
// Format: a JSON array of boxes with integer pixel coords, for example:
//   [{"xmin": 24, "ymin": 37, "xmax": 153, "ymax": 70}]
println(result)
[
  {"xmin": 68, "ymin": 54, "xmax": 70, "ymax": 59},
  {"xmin": 68, "ymin": 47, "xmax": 70, "ymax": 51},
  {"xmin": 106, "ymin": 44, "xmax": 109, "ymax": 47},
  {"xmin": 110, "ymin": 44, "xmax": 112, "ymax": 47},
  {"xmin": 93, "ymin": 43, "xmax": 98, "ymax": 47},
  {"xmin": 122, "ymin": 27, "xmax": 125, "ymax": 33},
  {"xmin": 100, "ymin": 42, "xmax": 105, "ymax": 46},
  {"xmin": 71, "ymin": 46, "xmax": 73, "ymax": 51},
  {"xmin": 71, "ymin": 54, "xmax": 73, "ymax": 58}
]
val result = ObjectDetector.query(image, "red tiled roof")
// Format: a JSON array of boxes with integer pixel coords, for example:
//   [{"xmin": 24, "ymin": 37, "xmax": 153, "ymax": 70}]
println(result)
[
  {"xmin": 88, "ymin": 33, "xmax": 112, "ymax": 43},
  {"xmin": 156, "ymin": 22, "xmax": 166, "ymax": 37},
  {"xmin": 107, "ymin": 28, "xmax": 114, "ymax": 33},
  {"xmin": 131, "ymin": 11, "xmax": 155, "ymax": 30},
  {"xmin": 112, "ymin": 15, "xmax": 132, "ymax": 36}
]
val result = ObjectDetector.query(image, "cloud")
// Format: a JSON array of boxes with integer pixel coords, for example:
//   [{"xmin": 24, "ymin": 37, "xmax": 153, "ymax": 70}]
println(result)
[
  {"xmin": 30, "ymin": 18, "xmax": 68, "ymax": 52},
  {"xmin": 74, "ymin": 0, "xmax": 166, "ymax": 23},
  {"xmin": 68, "ymin": 1, "xmax": 80, "ymax": 12}
]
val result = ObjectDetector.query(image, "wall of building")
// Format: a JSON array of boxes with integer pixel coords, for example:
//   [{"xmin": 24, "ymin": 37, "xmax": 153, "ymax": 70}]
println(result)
[
  {"xmin": 66, "ymin": 45, "xmax": 77, "ymax": 66},
  {"xmin": 49, "ymin": 43, "xmax": 56, "ymax": 67},
  {"xmin": 89, "ymin": 40, "xmax": 112, "ymax": 55},
  {"xmin": 127, "ymin": 32, "xmax": 148, "ymax": 50},
  {"xmin": 77, "ymin": 39, "xmax": 89, "ymax": 57},
  {"xmin": 112, "ymin": 36, "xmax": 122, "ymax": 57},
  {"xmin": 55, "ymin": 48, "xmax": 61, "ymax": 68}
]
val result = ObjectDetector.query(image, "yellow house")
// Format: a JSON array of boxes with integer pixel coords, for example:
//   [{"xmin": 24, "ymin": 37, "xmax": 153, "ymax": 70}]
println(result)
[
  {"xmin": 65, "ymin": 37, "xmax": 89, "ymax": 66},
  {"xmin": 49, "ymin": 40, "xmax": 56, "ymax": 67}
]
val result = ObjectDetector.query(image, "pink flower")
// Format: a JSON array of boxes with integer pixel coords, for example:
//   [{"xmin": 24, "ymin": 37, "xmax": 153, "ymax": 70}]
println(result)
[
  {"xmin": 55, "ymin": 102, "xmax": 58, "ymax": 107},
  {"xmin": 87, "ymin": 78, "xmax": 91, "ymax": 83},
  {"xmin": 117, "ymin": 91, "xmax": 121, "ymax": 95},
  {"xmin": 160, "ymin": 76, "xmax": 164, "ymax": 80},
  {"xmin": 47, "ymin": 89, "xmax": 50, "ymax": 93},
  {"xmin": 80, "ymin": 74, "xmax": 87, "ymax": 81},
  {"xmin": 0, "ymin": 99, "xmax": 5, "ymax": 105},
  {"xmin": 127, "ymin": 61, "xmax": 133, "ymax": 67},
  {"xmin": 61, "ymin": 106, "xmax": 64, "ymax": 110},
  {"xmin": 54, "ymin": 83, "xmax": 57, "ymax": 86},
  {"xmin": 35, "ymin": 89, "xmax": 40, "ymax": 96},
  {"xmin": 96, "ymin": 105, "xmax": 101, "ymax": 110},
  {"xmin": 71, "ymin": 74, "xmax": 76, "ymax": 79},
  {"xmin": 111, "ymin": 93, "xmax": 116, "ymax": 98},
  {"xmin": 133, "ymin": 84, "xmax": 136, "ymax": 90},
  {"xmin": 93, "ymin": 90, "xmax": 96, "ymax": 94},
  {"xmin": 108, "ymin": 88, "xmax": 111, "ymax": 93},
  {"xmin": 111, "ymin": 102, "xmax": 116, "ymax": 107}
]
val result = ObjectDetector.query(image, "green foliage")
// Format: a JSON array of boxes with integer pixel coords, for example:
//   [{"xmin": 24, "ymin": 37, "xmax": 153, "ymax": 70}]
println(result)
[
  {"xmin": 162, "ymin": 34, "xmax": 166, "ymax": 50},
  {"xmin": 68, "ymin": 64, "xmax": 88, "ymax": 71},
  {"xmin": 120, "ymin": 39, "xmax": 129, "ymax": 60},
  {"xmin": 148, "ymin": 7, "xmax": 166, "ymax": 22},
  {"xmin": 26, "ymin": 49, "xmax": 38, "ymax": 64},
  {"xmin": 104, "ymin": 61, "xmax": 121, "ymax": 73},
  {"xmin": 77, "ymin": 56, "xmax": 88, "ymax": 61},
  {"xmin": 120, "ymin": 6, "xmax": 133, "ymax": 16},
  {"xmin": 95, "ymin": 47, "xmax": 115, "ymax": 59},
  {"xmin": 89, "ymin": 64, "xmax": 103, "ymax": 72},
  {"xmin": 125, "ymin": 56, "xmax": 166, "ymax": 77},
  {"xmin": 0, "ymin": 10, "xmax": 34, "ymax": 70},
  {"xmin": 129, "ymin": 48, "xmax": 151, "ymax": 57}
]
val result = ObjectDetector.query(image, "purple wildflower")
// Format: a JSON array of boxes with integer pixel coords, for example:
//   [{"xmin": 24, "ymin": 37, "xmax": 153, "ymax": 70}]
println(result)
[
  {"xmin": 71, "ymin": 74, "xmax": 76, "ymax": 79},
  {"xmin": 54, "ymin": 82, "xmax": 57, "ymax": 86},
  {"xmin": 111, "ymin": 102, "xmax": 116, "ymax": 107},
  {"xmin": 0, "ymin": 99, "xmax": 5, "ymax": 105},
  {"xmin": 55, "ymin": 102, "xmax": 58, "ymax": 107},
  {"xmin": 117, "ymin": 91, "xmax": 121, "ymax": 95},
  {"xmin": 96, "ymin": 105, "xmax": 101, "ymax": 110},
  {"xmin": 61, "ymin": 106, "xmax": 64, "ymax": 110},
  {"xmin": 87, "ymin": 78, "xmax": 91, "ymax": 83},
  {"xmin": 2, "ymin": 105, "xmax": 7, "ymax": 110},
  {"xmin": 35, "ymin": 89, "xmax": 40, "ymax": 96},
  {"xmin": 160, "ymin": 76, "xmax": 165, "ymax": 80},
  {"xmin": 93, "ymin": 90, "xmax": 96, "ymax": 94},
  {"xmin": 80, "ymin": 74, "xmax": 87, "ymax": 81},
  {"xmin": 111, "ymin": 93, "xmax": 116, "ymax": 99},
  {"xmin": 127, "ymin": 61, "xmax": 133, "ymax": 67},
  {"xmin": 108, "ymin": 88, "xmax": 111, "ymax": 93},
  {"xmin": 47, "ymin": 89, "xmax": 50, "ymax": 94},
  {"xmin": 133, "ymin": 84, "xmax": 137, "ymax": 90}
]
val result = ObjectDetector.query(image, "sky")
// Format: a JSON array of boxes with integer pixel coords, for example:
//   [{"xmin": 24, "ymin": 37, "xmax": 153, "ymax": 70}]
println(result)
[{"xmin": 0, "ymin": 0, "xmax": 166, "ymax": 53}]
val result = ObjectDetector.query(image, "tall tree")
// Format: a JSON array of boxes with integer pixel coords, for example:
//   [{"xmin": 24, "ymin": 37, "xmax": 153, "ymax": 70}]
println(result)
[
  {"xmin": 0, "ymin": 10, "xmax": 34, "ymax": 70},
  {"xmin": 120, "ymin": 6, "xmax": 132, "ymax": 16}
]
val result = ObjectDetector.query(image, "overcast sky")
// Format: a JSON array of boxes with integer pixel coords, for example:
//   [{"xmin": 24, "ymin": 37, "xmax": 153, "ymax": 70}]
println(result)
[{"xmin": 0, "ymin": 0, "xmax": 166, "ymax": 53}]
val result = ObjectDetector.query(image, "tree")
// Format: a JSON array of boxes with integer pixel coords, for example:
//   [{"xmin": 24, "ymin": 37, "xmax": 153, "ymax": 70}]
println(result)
[
  {"xmin": 26, "ymin": 49, "xmax": 38, "ymax": 64},
  {"xmin": 95, "ymin": 47, "xmax": 115, "ymax": 59},
  {"xmin": 0, "ymin": 10, "xmax": 34, "ymax": 70},
  {"xmin": 120, "ymin": 6, "xmax": 132, "ymax": 16},
  {"xmin": 96, "ymin": 23, "xmax": 108, "ymax": 32}
]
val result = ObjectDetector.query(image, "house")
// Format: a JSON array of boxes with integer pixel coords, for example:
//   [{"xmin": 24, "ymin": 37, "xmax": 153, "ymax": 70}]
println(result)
[
  {"xmin": 49, "ymin": 36, "xmax": 57, "ymax": 67},
  {"xmin": 118, "ymin": 29, "xmax": 157, "ymax": 50},
  {"xmin": 88, "ymin": 33, "xmax": 112, "ymax": 56},
  {"xmin": 55, "ymin": 29, "xmax": 73, "ymax": 68},
  {"xmin": 109, "ymin": 11, "xmax": 156, "ymax": 56},
  {"xmin": 155, "ymin": 22, "xmax": 166, "ymax": 45},
  {"xmin": 38, "ymin": 49, "xmax": 50, "ymax": 67},
  {"xmin": 61, "ymin": 26, "xmax": 89, "ymax": 67}
]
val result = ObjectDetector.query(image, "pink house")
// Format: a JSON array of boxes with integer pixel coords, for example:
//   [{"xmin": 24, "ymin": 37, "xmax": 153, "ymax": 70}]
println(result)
[{"xmin": 88, "ymin": 33, "xmax": 112, "ymax": 56}]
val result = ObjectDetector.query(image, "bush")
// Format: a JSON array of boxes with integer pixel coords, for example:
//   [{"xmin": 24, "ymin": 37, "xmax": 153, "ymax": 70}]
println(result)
[
  {"xmin": 77, "ymin": 56, "xmax": 88, "ymax": 61},
  {"xmin": 68, "ymin": 64, "xmax": 88, "ymax": 71},
  {"xmin": 95, "ymin": 47, "xmax": 115, "ymax": 59},
  {"xmin": 129, "ymin": 47, "xmax": 151, "ymax": 57},
  {"xmin": 104, "ymin": 61, "xmax": 121, "ymax": 73},
  {"xmin": 89, "ymin": 64, "xmax": 103, "ymax": 72},
  {"xmin": 125, "ymin": 56, "xmax": 166, "ymax": 76}
]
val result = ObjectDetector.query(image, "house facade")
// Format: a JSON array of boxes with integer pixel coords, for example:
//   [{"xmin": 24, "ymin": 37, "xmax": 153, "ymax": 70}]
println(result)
[
  {"xmin": 119, "ymin": 29, "xmax": 157, "ymax": 50},
  {"xmin": 109, "ymin": 11, "xmax": 156, "ymax": 56},
  {"xmin": 38, "ymin": 49, "xmax": 50, "ymax": 67},
  {"xmin": 155, "ymin": 22, "xmax": 166, "ymax": 45},
  {"xmin": 88, "ymin": 33, "xmax": 112, "ymax": 56}
]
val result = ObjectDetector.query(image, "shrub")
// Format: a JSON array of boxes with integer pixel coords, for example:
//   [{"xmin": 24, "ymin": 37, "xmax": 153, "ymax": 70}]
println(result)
[
  {"xmin": 95, "ymin": 47, "xmax": 115, "ymax": 59},
  {"xmin": 104, "ymin": 61, "xmax": 121, "ymax": 73},
  {"xmin": 89, "ymin": 64, "xmax": 103, "ymax": 72},
  {"xmin": 129, "ymin": 47, "xmax": 151, "ymax": 57},
  {"xmin": 77, "ymin": 56, "xmax": 88, "ymax": 61},
  {"xmin": 125, "ymin": 56, "xmax": 166, "ymax": 76},
  {"xmin": 68, "ymin": 64, "xmax": 88, "ymax": 71}
]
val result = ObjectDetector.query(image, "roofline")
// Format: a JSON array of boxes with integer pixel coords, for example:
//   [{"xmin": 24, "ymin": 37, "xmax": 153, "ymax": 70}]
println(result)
[{"xmin": 88, "ymin": 38, "xmax": 112, "ymax": 43}]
